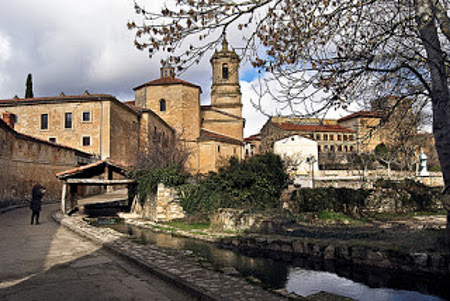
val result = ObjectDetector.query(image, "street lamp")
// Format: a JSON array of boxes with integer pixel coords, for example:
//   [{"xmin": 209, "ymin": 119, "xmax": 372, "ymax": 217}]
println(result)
[{"xmin": 306, "ymin": 156, "xmax": 317, "ymax": 188}]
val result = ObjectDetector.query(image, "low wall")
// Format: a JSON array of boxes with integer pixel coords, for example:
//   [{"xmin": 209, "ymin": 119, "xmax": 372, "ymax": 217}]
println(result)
[
  {"xmin": 0, "ymin": 120, "xmax": 91, "ymax": 207},
  {"xmin": 294, "ymin": 171, "xmax": 444, "ymax": 189},
  {"xmin": 131, "ymin": 183, "xmax": 185, "ymax": 222}
]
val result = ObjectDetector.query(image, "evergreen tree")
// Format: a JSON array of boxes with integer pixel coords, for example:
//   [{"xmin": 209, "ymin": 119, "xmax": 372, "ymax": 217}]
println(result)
[{"xmin": 25, "ymin": 73, "xmax": 33, "ymax": 98}]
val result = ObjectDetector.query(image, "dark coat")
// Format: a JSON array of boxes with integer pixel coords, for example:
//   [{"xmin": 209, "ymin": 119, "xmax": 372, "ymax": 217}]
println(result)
[{"xmin": 30, "ymin": 184, "xmax": 45, "ymax": 211}]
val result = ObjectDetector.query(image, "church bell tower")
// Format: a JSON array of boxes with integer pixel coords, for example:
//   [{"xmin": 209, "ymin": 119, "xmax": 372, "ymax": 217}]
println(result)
[{"xmin": 210, "ymin": 37, "xmax": 242, "ymax": 118}]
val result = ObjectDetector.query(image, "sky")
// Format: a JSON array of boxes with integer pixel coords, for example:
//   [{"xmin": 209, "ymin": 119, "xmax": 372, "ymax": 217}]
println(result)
[{"xmin": 0, "ymin": 0, "xmax": 352, "ymax": 137}]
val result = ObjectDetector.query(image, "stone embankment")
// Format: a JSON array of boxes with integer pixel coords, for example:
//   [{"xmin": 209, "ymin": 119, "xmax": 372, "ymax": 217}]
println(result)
[
  {"xmin": 218, "ymin": 236, "xmax": 450, "ymax": 275},
  {"xmin": 52, "ymin": 212, "xmax": 286, "ymax": 301}
]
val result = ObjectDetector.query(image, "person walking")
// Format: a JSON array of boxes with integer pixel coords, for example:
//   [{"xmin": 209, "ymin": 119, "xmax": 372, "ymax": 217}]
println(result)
[{"xmin": 30, "ymin": 184, "xmax": 45, "ymax": 225}]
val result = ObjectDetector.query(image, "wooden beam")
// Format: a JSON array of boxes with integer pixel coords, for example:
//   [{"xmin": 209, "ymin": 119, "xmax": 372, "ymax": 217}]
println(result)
[
  {"xmin": 66, "ymin": 179, "xmax": 135, "ymax": 185},
  {"xmin": 61, "ymin": 183, "xmax": 67, "ymax": 214}
]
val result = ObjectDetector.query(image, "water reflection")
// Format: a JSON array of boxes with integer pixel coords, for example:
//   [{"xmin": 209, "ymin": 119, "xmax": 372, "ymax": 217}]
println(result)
[
  {"xmin": 286, "ymin": 268, "xmax": 443, "ymax": 301},
  {"xmin": 107, "ymin": 224, "xmax": 447, "ymax": 300}
]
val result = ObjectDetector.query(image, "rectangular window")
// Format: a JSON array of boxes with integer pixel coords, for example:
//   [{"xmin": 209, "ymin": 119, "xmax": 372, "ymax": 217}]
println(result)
[
  {"xmin": 350, "ymin": 146, "xmax": 354, "ymax": 152},
  {"xmin": 49, "ymin": 137, "xmax": 56, "ymax": 143},
  {"xmin": 324, "ymin": 145, "xmax": 329, "ymax": 151},
  {"xmin": 41, "ymin": 114, "xmax": 49, "ymax": 130},
  {"xmin": 82, "ymin": 111, "xmax": 91, "ymax": 122},
  {"xmin": 330, "ymin": 135, "xmax": 334, "ymax": 141},
  {"xmin": 318, "ymin": 145, "xmax": 321, "ymax": 152},
  {"xmin": 330, "ymin": 145, "xmax": 335, "ymax": 151},
  {"xmin": 65, "ymin": 112, "xmax": 72, "ymax": 129},
  {"xmin": 343, "ymin": 135, "xmax": 348, "ymax": 141},
  {"xmin": 349, "ymin": 135, "xmax": 354, "ymax": 141},
  {"xmin": 316, "ymin": 134, "xmax": 321, "ymax": 140},
  {"xmin": 338, "ymin": 145, "xmax": 342, "ymax": 152},
  {"xmin": 82, "ymin": 136, "xmax": 91, "ymax": 146},
  {"xmin": 323, "ymin": 134, "xmax": 328, "ymax": 141},
  {"xmin": 337, "ymin": 135, "xmax": 341, "ymax": 141}
]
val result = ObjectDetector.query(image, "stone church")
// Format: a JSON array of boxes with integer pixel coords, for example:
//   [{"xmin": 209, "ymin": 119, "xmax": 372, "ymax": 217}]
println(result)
[{"xmin": 0, "ymin": 39, "xmax": 244, "ymax": 174}]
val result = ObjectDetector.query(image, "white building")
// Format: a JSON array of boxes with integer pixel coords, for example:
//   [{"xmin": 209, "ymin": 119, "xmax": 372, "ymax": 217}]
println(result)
[{"xmin": 274, "ymin": 135, "xmax": 319, "ymax": 175}]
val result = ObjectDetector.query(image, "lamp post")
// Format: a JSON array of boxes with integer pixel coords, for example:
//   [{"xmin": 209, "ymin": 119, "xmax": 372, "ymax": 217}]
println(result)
[{"xmin": 306, "ymin": 156, "xmax": 317, "ymax": 188}]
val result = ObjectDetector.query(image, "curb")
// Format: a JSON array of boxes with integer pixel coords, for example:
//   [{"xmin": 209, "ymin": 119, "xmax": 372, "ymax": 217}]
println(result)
[{"xmin": 51, "ymin": 211, "xmax": 232, "ymax": 301}]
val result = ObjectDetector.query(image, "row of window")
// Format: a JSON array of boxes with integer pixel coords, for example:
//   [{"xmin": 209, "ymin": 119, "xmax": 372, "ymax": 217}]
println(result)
[
  {"xmin": 48, "ymin": 136, "xmax": 91, "ymax": 146},
  {"xmin": 40, "ymin": 111, "xmax": 91, "ymax": 130},
  {"xmin": 319, "ymin": 145, "xmax": 354, "ymax": 152},
  {"xmin": 312, "ymin": 134, "xmax": 354, "ymax": 141}
]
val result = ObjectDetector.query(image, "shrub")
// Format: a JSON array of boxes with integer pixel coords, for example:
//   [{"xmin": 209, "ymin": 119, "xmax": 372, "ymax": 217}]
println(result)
[
  {"xmin": 290, "ymin": 188, "xmax": 370, "ymax": 214},
  {"xmin": 131, "ymin": 164, "xmax": 189, "ymax": 202},
  {"xmin": 178, "ymin": 153, "xmax": 289, "ymax": 219}
]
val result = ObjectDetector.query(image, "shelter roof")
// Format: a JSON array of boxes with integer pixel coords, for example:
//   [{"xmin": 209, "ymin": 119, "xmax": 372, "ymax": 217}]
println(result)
[
  {"xmin": 56, "ymin": 159, "xmax": 131, "ymax": 180},
  {"xmin": 272, "ymin": 122, "xmax": 355, "ymax": 133}
]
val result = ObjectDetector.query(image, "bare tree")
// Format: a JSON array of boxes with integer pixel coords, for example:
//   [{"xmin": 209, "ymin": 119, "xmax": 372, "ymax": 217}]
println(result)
[
  {"xmin": 129, "ymin": 0, "xmax": 450, "ymax": 241},
  {"xmin": 136, "ymin": 132, "xmax": 192, "ymax": 171}
]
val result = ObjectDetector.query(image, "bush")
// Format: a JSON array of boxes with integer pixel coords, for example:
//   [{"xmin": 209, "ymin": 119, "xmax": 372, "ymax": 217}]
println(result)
[
  {"xmin": 291, "ymin": 187, "xmax": 370, "ymax": 213},
  {"xmin": 291, "ymin": 179, "xmax": 440, "ymax": 214},
  {"xmin": 375, "ymin": 178, "xmax": 441, "ymax": 211},
  {"xmin": 178, "ymin": 153, "xmax": 289, "ymax": 219},
  {"xmin": 131, "ymin": 164, "xmax": 189, "ymax": 202}
]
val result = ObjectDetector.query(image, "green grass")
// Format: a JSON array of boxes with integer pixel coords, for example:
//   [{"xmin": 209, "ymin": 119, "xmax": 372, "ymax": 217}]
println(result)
[{"xmin": 163, "ymin": 221, "xmax": 210, "ymax": 231}]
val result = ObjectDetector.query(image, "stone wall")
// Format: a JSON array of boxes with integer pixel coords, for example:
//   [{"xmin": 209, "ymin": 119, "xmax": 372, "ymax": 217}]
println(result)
[
  {"xmin": 131, "ymin": 183, "xmax": 185, "ymax": 222},
  {"xmin": 0, "ymin": 119, "xmax": 91, "ymax": 206}
]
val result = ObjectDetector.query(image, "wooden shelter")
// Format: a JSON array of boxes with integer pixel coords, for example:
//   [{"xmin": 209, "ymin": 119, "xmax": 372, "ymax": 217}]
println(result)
[{"xmin": 56, "ymin": 159, "xmax": 135, "ymax": 214}]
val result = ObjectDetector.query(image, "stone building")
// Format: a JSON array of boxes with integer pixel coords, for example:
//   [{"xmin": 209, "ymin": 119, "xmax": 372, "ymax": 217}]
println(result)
[
  {"xmin": 133, "ymin": 38, "xmax": 245, "ymax": 173},
  {"xmin": 0, "ymin": 92, "xmax": 175, "ymax": 166},
  {"xmin": 0, "ymin": 117, "xmax": 92, "ymax": 205},
  {"xmin": 0, "ymin": 38, "xmax": 244, "ymax": 174},
  {"xmin": 260, "ymin": 117, "xmax": 357, "ymax": 154},
  {"xmin": 244, "ymin": 133, "xmax": 261, "ymax": 157},
  {"xmin": 337, "ymin": 111, "xmax": 385, "ymax": 153}
]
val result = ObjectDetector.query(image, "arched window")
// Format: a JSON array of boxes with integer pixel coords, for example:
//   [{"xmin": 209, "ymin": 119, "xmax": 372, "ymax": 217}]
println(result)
[
  {"xmin": 160, "ymin": 99, "xmax": 166, "ymax": 111},
  {"xmin": 222, "ymin": 63, "xmax": 229, "ymax": 80}
]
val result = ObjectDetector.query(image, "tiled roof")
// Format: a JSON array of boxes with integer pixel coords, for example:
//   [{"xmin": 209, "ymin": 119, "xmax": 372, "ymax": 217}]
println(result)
[
  {"xmin": 199, "ymin": 129, "xmax": 243, "ymax": 145},
  {"xmin": 133, "ymin": 77, "xmax": 202, "ymax": 91},
  {"xmin": 244, "ymin": 133, "xmax": 261, "ymax": 142},
  {"xmin": 272, "ymin": 122, "xmax": 355, "ymax": 133},
  {"xmin": 0, "ymin": 94, "xmax": 115, "ymax": 104},
  {"xmin": 338, "ymin": 111, "xmax": 384, "ymax": 122},
  {"xmin": 56, "ymin": 159, "xmax": 130, "ymax": 179}
]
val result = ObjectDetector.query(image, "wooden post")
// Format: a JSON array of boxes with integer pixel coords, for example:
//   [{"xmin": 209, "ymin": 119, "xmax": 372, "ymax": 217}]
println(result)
[{"xmin": 61, "ymin": 183, "xmax": 67, "ymax": 214}]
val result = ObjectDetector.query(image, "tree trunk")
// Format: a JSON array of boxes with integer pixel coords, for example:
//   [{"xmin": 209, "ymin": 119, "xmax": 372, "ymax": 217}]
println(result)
[{"xmin": 416, "ymin": 0, "xmax": 450, "ymax": 245}]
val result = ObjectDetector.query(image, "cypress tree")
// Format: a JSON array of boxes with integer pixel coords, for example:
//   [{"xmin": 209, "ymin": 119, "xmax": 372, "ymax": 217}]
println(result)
[{"xmin": 25, "ymin": 73, "xmax": 33, "ymax": 98}]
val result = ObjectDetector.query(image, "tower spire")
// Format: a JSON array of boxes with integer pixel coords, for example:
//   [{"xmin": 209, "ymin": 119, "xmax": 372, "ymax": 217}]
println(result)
[{"xmin": 221, "ymin": 36, "xmax": 229, "ymax": 52}]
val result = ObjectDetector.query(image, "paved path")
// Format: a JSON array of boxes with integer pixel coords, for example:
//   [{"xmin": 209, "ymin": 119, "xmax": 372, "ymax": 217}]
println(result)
[{"xmin": 0, "ymin": 204, "xmax": 194, "ymax": 301}]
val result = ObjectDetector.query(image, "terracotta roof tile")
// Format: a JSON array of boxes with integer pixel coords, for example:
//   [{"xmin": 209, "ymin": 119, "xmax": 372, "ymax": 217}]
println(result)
[
  {"xmin": 133, "ymin": 77, "xmax": 201, "ymax": 91},
  {"xmin": 244, "ymin": 133, "xmax": 261, "ymax": 142},
  {"xmin": 56, "ymin": 159, "xmax": 130, "ymax": 179},
  {"xmin": 337, "ymin": 111, "xmax": 384, "ymax": 122},
  {"xmin": 0, "ymin": 94, "xmax": 115, "ymax": 104},
  {"xmin": 199, "ymin": 129, "xmax": 243, "ymax": 145},
  {"xmin": 272, "ymin": 122, "xmax": 355, "ymax": 133}
]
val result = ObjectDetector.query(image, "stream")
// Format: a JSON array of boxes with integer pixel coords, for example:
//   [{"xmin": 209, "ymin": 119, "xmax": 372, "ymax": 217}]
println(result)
[{"xmin": 102, "ymin": 223, "xmax": 449, "ymax": 301}]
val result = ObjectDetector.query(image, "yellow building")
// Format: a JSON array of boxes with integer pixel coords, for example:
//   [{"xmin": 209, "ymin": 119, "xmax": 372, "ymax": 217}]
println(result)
[
  {"xmin": 0, "ymin": 92, "xmax": 174, "ymax": 166},
  {"xmin": 0, "ymin": 39, "xmax": 244, "ymax": 173},
  {"xmin": 133, "ymin": 38, "xmax": 245, "ymax": 173}
]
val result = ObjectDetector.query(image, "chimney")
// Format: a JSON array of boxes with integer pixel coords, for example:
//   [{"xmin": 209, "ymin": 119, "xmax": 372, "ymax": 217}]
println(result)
[{"xmin": 2, "ymin": 112, "xmax": 16, "ymax": 129}]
